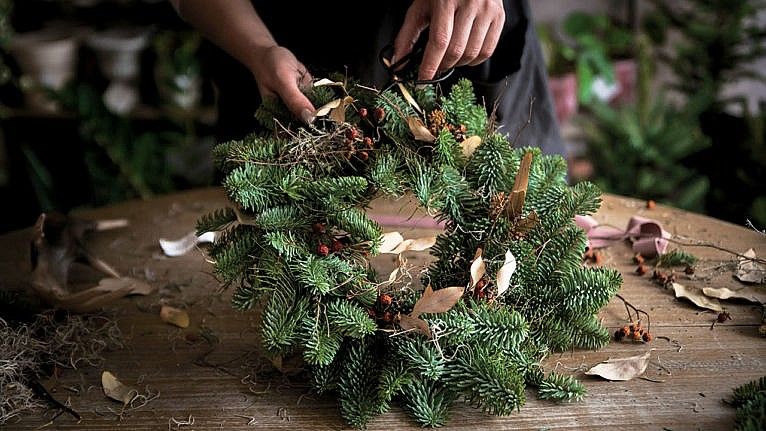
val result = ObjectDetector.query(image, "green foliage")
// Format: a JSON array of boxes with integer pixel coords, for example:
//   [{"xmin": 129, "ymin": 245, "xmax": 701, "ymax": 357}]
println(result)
[
  {"xmin": 657, "ymin": 249, "xmax": 698, "ymax": 267},
  {"xmin": 204, "ymin": 78, "xmax": 621, "ymax": 428},
  {"xmin": 730, "ymin": 376, "xmax": 766, "ymax": 431},
  {"xmin": 538, "ymin": 372, "xmax": 586, "ymax": 402}
]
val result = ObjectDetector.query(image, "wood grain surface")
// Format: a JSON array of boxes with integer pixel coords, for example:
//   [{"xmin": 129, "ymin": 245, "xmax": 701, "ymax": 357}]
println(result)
[{"xmin": 1, "ymin": 187, "xmax": 764, "ymax": 431}]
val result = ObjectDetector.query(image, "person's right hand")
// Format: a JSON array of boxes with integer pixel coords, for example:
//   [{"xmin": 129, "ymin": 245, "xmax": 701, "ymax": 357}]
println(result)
[{"xmin": 250, "ymin": 45, "xmax": 316, "ymax": 125}]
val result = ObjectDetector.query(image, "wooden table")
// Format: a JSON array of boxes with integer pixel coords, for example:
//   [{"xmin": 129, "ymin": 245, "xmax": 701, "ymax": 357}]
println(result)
[{"xmin": 1, "ymin": 187, "xmax": 764, "ymax": 430}]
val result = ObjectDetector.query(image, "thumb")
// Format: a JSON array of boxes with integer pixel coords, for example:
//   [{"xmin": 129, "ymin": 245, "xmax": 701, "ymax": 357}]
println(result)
[
  {"xmin": 393, "ymin": 6, "xmax": 428, "ymax": 65},
  {"xmin": 276, "ymin": 79, "xmax": 316, "ymax": 125}
]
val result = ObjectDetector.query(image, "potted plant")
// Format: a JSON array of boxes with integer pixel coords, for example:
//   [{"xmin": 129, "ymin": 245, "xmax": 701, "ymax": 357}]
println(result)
[
  {"xmin": 153, "ymin": 30, "xmax": 202, "ymax": 113},
  {"xmin": 7, "ymin": 25, "xmax": 78, "ymax": 112},
  {"xmin": 85, "ymin": 26, "xmax": 151, "ymax": 115},
  {"xmin": 562, "ymin": 11, "xmax": 636, "ymax": 106},
  {"xmin": 537, "ymin": 22, "xmax": 578, "ymax": 124}
]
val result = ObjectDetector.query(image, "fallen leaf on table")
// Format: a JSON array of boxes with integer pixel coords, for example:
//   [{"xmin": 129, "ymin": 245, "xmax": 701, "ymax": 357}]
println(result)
[
  {"xmin": 160, "ymin": 305, "xmax": 190, "ymax": 328},
  {"xmin": 96, "ymin": 277, "xmax": 155, "ymax": 296},
  {"xmin": 735, "ymin": 248, "xmax": 766, "ymax": 284},
  {"xmin": 159, "ymin": 231, "xmax": 217, "ymax": 257},
  {"xmin": 496, "ymin": 250, "xmax": 517, "ymax": 296},
  {"xmin": 672, "ymin": 282, "xmax": 723, "ymax": 312},
  {"xmin": 102, "ymin": 371, "xmax": 137, "ymax": 405},
  {"xmin": 585, "ymin": 350, "xmax": 653, "ymax": 381},
  {"xmin": 702, "ymin": 286, "xmax": 766, "ymax": 304}
]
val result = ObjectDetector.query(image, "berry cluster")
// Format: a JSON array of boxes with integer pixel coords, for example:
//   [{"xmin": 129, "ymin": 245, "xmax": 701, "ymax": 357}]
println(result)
[
  {"xmin": 368, "ymin": 293, "xmax": 398, "ymax": 326},
  {"xmin": 614, "ymin": 321, "xmax": 653, "ymax": 343},
  {"xmin": 311, "ymin": 222, "xmax": 350, "ymax": 257}
]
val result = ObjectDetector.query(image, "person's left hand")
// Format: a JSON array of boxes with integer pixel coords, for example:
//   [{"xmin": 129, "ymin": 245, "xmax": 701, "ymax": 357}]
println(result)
[{"xmin": 392, "ymin": 0, "xmax": 505, "ymax": 81}]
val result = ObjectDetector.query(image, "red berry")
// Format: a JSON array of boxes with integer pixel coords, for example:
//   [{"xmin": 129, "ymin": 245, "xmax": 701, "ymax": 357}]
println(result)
[
  {"xmin": 317, "ymin": 243, "xmax": 330, "ymax": 256},
  {"xmin": 358, "ymin": 151, "xmax": 369, "ymax": 161},
  {"xmin": 373, "ymin": 107, "xmax": 386, "ymax": 122},
  {"xmin": 635, "ymin": 264, "xmax": 648, "ymax": 276},
  {"xmin": 476, "ymin": 279, "xmax": 486, "ymax": 290},
  {"xmin": 359, "ymin": 107, "xmax": 368, "ymax": 118},
  {"xmin": 382, "ymin": 311, "xmax": 393, "ymax": 322},
  {"xmin": 379, "ymin": 294, "xmax": 393, "ymax": 306},
  {"xmin": 312, "ymin": 222, "xmax": 326, "ymax": 233},
  {"xmin": 367, "ymin": 308, "xmax": 377, "ymax": 319},
  {"xmin": 346, "ymin": 128, "xmax": 359, "ymax": 140},
  {"xmin": 642, "ymin": 332, "xmax": 653, "ymax": 342},
  {"xmin": 332, "ymin": 239, "xmax": 344, "ymax": 253},
  {"xmin": 363, "ymin": 136, "xmax": 373, "ymax": 149},
  {"xmin": 646, "ymin": 199, "xmax": 656, "ymax": 209}
]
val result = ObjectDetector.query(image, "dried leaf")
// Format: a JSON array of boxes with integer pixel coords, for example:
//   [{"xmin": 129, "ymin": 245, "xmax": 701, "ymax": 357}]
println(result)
[
  {"xmin": 407, "ymin": 117, "xmax": 436, "ymax": 143},
  {"xmin": 735, "ymin": 249, "xmax": 766, "ymax": 284},
  {"xmin": 411, "ymin": 285, "xmax": 464, "ymax": 316},
  {"xmin": 96, "ymin": 277, "xmax": 155, "ymax": 296},
  {"xmin": 398, "ymin": 83, "xmax": 422, "ymax": 115},
  {"xmin": 460, "ymin": 135, "xmax": 482, "ymax": 158},
  {"xmin": 496, "ymin": 250, "xmax": 517, "ymax": 296},
  {"xmin": 387, "ymin": 267, "xmax": 399, "ymax": 284},
  {"xmin": 702, "ymin": 286, "xmax": 766, "ymax": 304},
  {"xmin": 160, "ymin": 305, "xmax": 190, "ymax": 328},
  {"xmin": 585, "ymin": 350, "xmax": 652, "ymax": 381},
  {"xmin": 159, "ymin": 231, "xmax": 217, "ymax": 257},
  {"xmin": 101, "ymin": 371, "xmax": 137, "ymax": 404},
  {"xmin": 506, "ymin": 152, "xmax": 534, "ymax": 220},
  {"xmin": 379, "ymin": 232, "xmax": 405, "ymax": 253},
  {"xmin": 470, "ymin": 248, "xmax": 486, "ymax": 288},
  {"xmin": 387, "ymin": 237, "xmax": 437, "ymax": 254},
  {"xmin": 315, "ymin": 98, "xmax": 343, "ymax": 117},
  {"xmin": 313, "ymin": 78, "xmax": 343, "ymax": 87},
  {"xmin": 378, "ymin": 232, "xmax": 435, "ymax": 254},
  {"xmin": 398, "ymin": 313, "xmax": 431, "ymax": 338},
  {"xmin": 329, "ymin": 96, "xmax": 355, "ymax": 123},
  {"xmin": 672, "ymin": 282, "xmax": 723, "ymax": 312}
]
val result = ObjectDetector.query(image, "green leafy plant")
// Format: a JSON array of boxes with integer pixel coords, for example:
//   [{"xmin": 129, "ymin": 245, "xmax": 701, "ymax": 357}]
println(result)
[
  {"xmin": 643, "ymin": 0, "xmax": 766, "ymax": 225},
  {"xmin": 579, "ymin": 32, "xmax": 711, "ymax": 213},
  {"xmin": 201, "ymin": 76, "xmax": 622, "ymax": 428},
  {"xmin": 729, "ymin": 376, "xmax": 766, "ymax": 431},
  {"xmin": 562, "ymin": 11, "xmax": 634, "ymax": 104}
]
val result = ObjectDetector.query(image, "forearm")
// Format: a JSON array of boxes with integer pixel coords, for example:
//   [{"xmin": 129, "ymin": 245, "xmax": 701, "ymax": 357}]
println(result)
[{"xmin": 171, "ymin": 0, "xmax": 275, "ymax": 74}]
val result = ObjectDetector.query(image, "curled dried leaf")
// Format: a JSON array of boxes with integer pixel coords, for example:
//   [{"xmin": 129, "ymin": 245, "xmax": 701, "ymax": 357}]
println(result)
[
  {"xmin": 407, "ymin": 117, "xmax": 436, "ymax": 143},
  {"xmin": 735, "ymin": 248, "xmax": 766, "ymax": 284},
  {"xmin": 702, "ymin": 286, "xmax": 766, "ymax": 304},
  {"xmin": 398, "ymin": 83, "xmax": 422, "ymax": 115},
  {"xmin": 470, "ymin": 248, "xmax": 486, "ymax": 288},
  {"xmin": 313, "ymin": 78, "xmax": 343, "ymax": 87},
  {"xmin": 379, "ymin": 232, "xmax": 405, "ymax": 254},
  {"xmin": 672, "ymin": 282, "xmax": 723, "ymax": 312},
  {"xmin": 329, "ymin": 96, "xmax": 355, "ymax": 123},
  {"xmin": 159, "ymin": 231, "xmax": 217, "ymax": 257},
  {"xmin": 460, "ymin": 135, "xmax": 482, "ymax": 158},
  {"xmin": 496, "ymin": 250, "xmax": 517, "ymax": 296},
  {"xmin": 585, "ymin": 350, "xmax": 653, "ymax": 381},
  {"xmin": 411, "ymin": 285, "xmax": 464, "ymax": 316},
  {"xmin": 160, "ymin": 305, "xmax": 190, "ymax": 328},
  {"xmin": 315, "ymin": 98, "xmax": 343, "ymax": 117},
  {"xmin": 102, "ymin": 371, "xmax": 137, "ymax": 405},
  {"xmin": 398, "ymin": 313, "xmax": 431, "ymax": 338}
]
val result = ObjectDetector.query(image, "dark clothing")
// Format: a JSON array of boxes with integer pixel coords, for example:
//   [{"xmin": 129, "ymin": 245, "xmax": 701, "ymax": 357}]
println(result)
[{"xmin": 209, "ymin": 0, "xmax": 565, "ymax": 157}]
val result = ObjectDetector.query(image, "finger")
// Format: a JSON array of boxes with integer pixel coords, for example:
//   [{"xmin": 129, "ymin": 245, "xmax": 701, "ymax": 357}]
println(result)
[
  {"xmin": 393, "ymin": 3, "xmax": 429, "ymax": 65},
  {"xmin": 419, "ymin": 6, "xmax": 455, "ymax": 80},
  {"xmin": 439, "ymin": 8, "xmax": 475, "ymax": 71},
  {"xmin": 275, "ymin": 70, "xmax": 316, "ymax": 125},
  {"xmin": 467, "ymin": 17, "xmax": 503, "ymax": 66},
  {"xmin": 457, "ymin": 15, "xmax": 490, "ymax": 67}
]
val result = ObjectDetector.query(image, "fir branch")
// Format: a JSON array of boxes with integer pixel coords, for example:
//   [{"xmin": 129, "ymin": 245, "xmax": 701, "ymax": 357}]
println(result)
[
  {"xmin": 392, "ymin": 337, "xmax": 445, "ymax": 380},
  {"xmin": 400, "ymin": 379, "xmax": 458, "ymax": 428},
  {"xmin": 538, "ymin": 372, "xmax": 586, "ymax": 402},
  {"xmin": 326, "ymin": 300, "xmax": 376, "ymax": 338},
  {"xmin": 196, "ymin": 207, "xmax": 237, "ymax": 236},
  {"xmin": 657, "ymin": 249, "xmax": 698, "ymax": 267}
]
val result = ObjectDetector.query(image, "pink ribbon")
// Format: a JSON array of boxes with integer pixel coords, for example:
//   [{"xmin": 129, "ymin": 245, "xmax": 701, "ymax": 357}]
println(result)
[{"xmin": 575, "ymin": 215, "xmax": 670, "ymax": 258}]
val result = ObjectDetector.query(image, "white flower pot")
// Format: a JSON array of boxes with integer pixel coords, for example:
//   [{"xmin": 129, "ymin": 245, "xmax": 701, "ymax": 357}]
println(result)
[
  {"xmin": 8, "ymin": 28, "xmax": 78, "ymax": 112},
  {"xmin": 86, "ymin": 27, "xmax": 151, "ymax": 115}
]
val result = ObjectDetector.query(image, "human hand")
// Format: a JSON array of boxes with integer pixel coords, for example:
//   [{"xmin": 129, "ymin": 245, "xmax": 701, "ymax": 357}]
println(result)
[
  {"xmin": 250, "ymin": 45, "xmax": 316, "ymax": 124},
  {"xmin": 393, "ymin": 0, "xmax": 505, "ymax": 81}
]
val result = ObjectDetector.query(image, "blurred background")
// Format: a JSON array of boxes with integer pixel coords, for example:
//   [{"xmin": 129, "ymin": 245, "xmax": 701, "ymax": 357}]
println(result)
[{"xmin": 0, "ymin": 0, "xmax": 764, "ymax": 234}]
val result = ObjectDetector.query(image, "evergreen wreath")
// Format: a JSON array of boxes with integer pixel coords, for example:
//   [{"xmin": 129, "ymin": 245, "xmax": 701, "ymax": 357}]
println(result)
[{"xmin": 199, "ymin": 74, "xmax": 622, "ymax": 428}]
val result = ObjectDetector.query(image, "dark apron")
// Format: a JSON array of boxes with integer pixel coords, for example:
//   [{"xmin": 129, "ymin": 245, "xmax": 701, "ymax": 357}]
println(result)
[{"xmin": 208, "ymin": 0, "xmax": 565, "ymax": 157}]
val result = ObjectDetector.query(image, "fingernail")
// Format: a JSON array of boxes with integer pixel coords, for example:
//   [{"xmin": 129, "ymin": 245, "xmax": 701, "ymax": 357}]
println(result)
[{"xmin": 301, "ymin": 108, "xmax": 315, "ymax": 125}]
